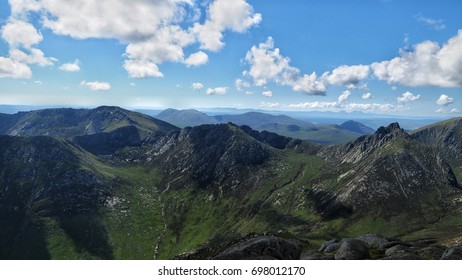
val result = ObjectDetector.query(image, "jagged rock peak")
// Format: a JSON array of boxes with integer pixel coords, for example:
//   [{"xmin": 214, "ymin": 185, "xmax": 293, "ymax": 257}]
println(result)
[{"xmin": 376, "ymin": 122, "xmax": 402, "ymax": 135}]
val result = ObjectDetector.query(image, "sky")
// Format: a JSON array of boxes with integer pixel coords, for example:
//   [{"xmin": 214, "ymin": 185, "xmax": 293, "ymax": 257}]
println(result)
[{"xmin": 0, "ymin": 0, "xmax": 461, "ymax": 117}]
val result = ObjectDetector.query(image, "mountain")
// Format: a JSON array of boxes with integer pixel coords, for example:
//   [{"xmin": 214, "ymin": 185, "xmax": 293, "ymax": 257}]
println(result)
[
  {"xmin": 411, "ymin": 118, "xmax": 462, "ymax": 161},
  {"xmin": 1, "ymin": 107, "xmax": 462, "ymax": 260},
  {"xmin": 0, "ymin": 106, "xmax": 178, "ymax": 138},
  {"xmin": 340, "ymin": 120, "xmax": 375, "ymax": 135},
  {"xmin": 319, "ymin": 123, "xmax": 459, "ymax": 218},
  {"xmin": 155, "ymin": 108, "xmax": 217, "ymax": 127},
  {"xmin": 155, "ymin": 108, "xmax": 373, "ymax": 144}
]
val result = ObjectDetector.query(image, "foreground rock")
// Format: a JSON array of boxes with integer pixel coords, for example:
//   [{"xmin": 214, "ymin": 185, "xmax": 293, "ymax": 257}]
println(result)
[
  {"xmin": 335, "ymin": 239, "xmax": 370, "ymax": 260},
  {"xmin": 441, "ymin": 246, "xmax": 462, "ymax": 260},
  {"xmin": 307, "ymin": 234, "xmax": 461, "ymax": 260},
  {"xmin": 213, "ymin": 236, "xmax": 301, "ymax": 260},
  {"xmin": 175, "ymin": 235, "xmax": 302, "ymax": 260}
]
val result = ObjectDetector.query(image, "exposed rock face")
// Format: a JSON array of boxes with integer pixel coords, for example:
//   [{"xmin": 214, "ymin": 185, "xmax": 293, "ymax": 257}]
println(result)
[
  {"xmin": 316, "ymin": 123, "xmax": 461, "ymax": 219},
  {"xmin": 411, "ymin": 118, "xmax": 462, "ymax": 161},
  {"xmin": 141, "ymin": 123, "xmax": 274, "ymax": 188},
  {"xmin": 334, "ymin": 239, "xmax": 370, "ymax": 260},
  {"xmin": 213, "ymin": 236, "xmax": 301, "ymax": 260}
]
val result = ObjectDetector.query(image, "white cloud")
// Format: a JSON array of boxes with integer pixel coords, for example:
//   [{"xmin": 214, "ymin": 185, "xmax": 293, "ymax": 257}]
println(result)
[
  {"xmin": 414, "ymin": 13, "xmax": 446, "ymax": 31},
  {"xmin": 39, "ymin": 0, "xmax": 192, "ymax": 41},
  {"xmin": 0, "ymin": 56, "xmax": 32, "ymax": 78},
  {"xmin": 235, "ymin": 79, "xmax": 250, "ymax": 92},
  {"xmin": 292, "ymin": 73, "xmax": 327, "ymax": 95},
  {"xmin": 372, "ymin": 30, "xmax": 462, "ymax": 87},
  {"xmin": 59, "ymin": 60, "xmax": 80, "ymax": 72},
  {"xmin": 397, "ymin": 91, "xmax": 421, "ymax": 103},
  {"xmin": 0, "ymin": 18, "xmax": 54, "ymax": 73},
  {"xmin": 1, "ymin": 20, "xmax": 43, "ymax": 48},
  {"xmin": 192, "ymin": 0, "xmax": 262, "ymax": 51},
  {"xmin": 124, "ymin": 59, "xmax": 164, "ymax": 78},
  {"xmin": 436, "ymin": 94, "xmax": 454, "ymax": 106},
  {"xmin": 260, "ymin": 102, "xmax": 280, "ymax": 108},
  {"xmin": 6, "ymin": 0, "xmax": 260, "ymax": 78},
  {"xmin": 287, "ymin": 101, "xmax": 395, "ymax": 112},
  {"xmin": 245, "ymin": 37, "xmax": 327, "ymax": 95},
  {"xmin": 184, "ymin": 51, "xmax": 208, "ymax": 67},
  {"xmin": 338, "ymin": 90, "xmax": 351, "ymax": 103},
  {"xmin": 8, "ymin": 48, "xmax": 54, "ymax": 66},
  {"xmin": 80, "ymin": 80, "xmax": 111, "ymax": 91},
  {"xmin": 192, "ymin": 82, "xmax": 204, "ymax": 90},
  {"xmin": 362, "ymin": 92, "xmax": 373, "ymax": 99},
  {"xmin": 245, "ymin": 91, "xmax": 254, "ymax": 95},
  {"xmin": 34, "ymin": 80, "xmax": 42, "ymax": 85},
  {"xmin": 206, "ymin": 87, "xmax": 228, "ymax": 95},
  {"xmin": 436, "ymin": 108, "xmax": 460, "ymax": 114},
  {"xmin": 262, "ymin": 90, "xmax": 273, "ymax": 97},
  {"xmin": 325, "ymin": 65, "xmax": 370, "ymax": 86}
]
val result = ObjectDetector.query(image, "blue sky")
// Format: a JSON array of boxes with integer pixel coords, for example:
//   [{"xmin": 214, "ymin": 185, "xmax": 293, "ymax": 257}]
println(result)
[{"xmin": 0, "ymin": 0, "xmax": 461, "ymax": 117}]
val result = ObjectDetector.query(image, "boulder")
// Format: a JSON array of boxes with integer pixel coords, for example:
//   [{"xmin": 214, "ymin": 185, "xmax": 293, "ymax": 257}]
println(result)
[
  {"xmin": 213, "ymin": 236, "xmax": 301, "ymax": 260},
  {"xmin": 441, "ymin": 246, "xmax": 462, "ymax": 260},
  {"xmin": 324, "ymin": 243, "xmax": 342, "ymax": 253},
  {"xmin": 358, "ymin": 233, "xmax": 390, "ymax": 248},
  {"xmin": 319, "ymin": 239, "xmax": 339, "ymax": 252},
  {"xmin": 385, "ymin": 245, "xmax": 408, "ymax": 256},
  {"xmin": 335, "ymin": 239, "xmax": 370, "ymax": 260}
]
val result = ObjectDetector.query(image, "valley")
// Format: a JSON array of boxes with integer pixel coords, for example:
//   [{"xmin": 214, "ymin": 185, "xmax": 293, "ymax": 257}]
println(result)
[{"xmin": 1, "ymin": 106, "xmax": 462, "ymax": 259}]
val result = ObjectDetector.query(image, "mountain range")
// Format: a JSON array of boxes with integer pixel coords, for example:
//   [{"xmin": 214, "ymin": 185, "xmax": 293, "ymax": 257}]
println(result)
[
  {"xmin": 155, "ymin": 108, "xmax": 375, "ymax": 144},
  {"xmin": 1, "ymin": 106, "xmax": 462, "ymax": 259}
]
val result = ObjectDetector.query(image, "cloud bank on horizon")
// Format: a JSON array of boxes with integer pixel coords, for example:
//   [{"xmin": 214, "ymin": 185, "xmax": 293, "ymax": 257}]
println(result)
[{"xmin": 0, "ymin": 0, "xmax": 461, "ymax": 116}]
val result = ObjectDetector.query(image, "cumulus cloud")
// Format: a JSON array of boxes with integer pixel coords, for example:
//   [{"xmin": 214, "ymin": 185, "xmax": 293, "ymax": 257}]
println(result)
[
  {"xmin": 235, "ymin": 79, "xmax": 250, "ymax": 92},
  {"xmin": 338, "ymin": 90, "xmax": 351, "ymax": 103},
  {"xmin": 0, "ymin": 57, "xmax": 32, "ymax": 78},
  {"xmin": 59, "ymin": 60, "xmax": 80, "ymax": 72},
  {"xmin": 124, "ymin": 59, "xmax": 164, "ymax": 78},
  {"xmin": 262, "ymin": 90, "xmax": 273, "ymax": 97},
  {"xmin": 436, "ymin": 94, "xmax": 454, "ymax": 106},
  {"xmin": 192, "ymin": 82, "xmax": 204, "ymax": 90},
  {"xmin": 9, "ymin": 48, "xmax": 54, "ymax": 66},
  {"xmin": 80, "ymin": 80, "xmax": 111, "ymax": 91},
  {"xmin": 1, "ymin": 20, "xmax": 43, "ymax": 48},
  {"xmin": 244, "ymin": 37, "xmax": 327, "ymax": 95},
  {"xmin": 0, "ymin": 18, "xmax": 54, "ymax": 73},
  {"xmin": 192, "ymin": 0, "xmax": 262, "ymax": 51},
  {"xmin": 184, "ymin": 51, "xmax": 208, "ymax": 67},
  {"xmin": 414, "ymin": 13, "xmax": 446, "ymax": 31},
  {"xmin": 206, "ymin": 87, "xmax": 228, "ymax": 95},
  {"xmin": 372, "ymin": 30, "xmax": 462, "ymax": 87},
  {"xmin": 397, "ymin": 91, "xmax": 421, "ymax": 103},
  {"xmin": 3, "ymin": 0, "xmax": 260, "ymax": 78},
  {"xmin": 325, "ymin": 65, "xmax": 370, "ymax": 86},
  {"xmin": 362, "ymin": 92, "xmax": 373, "ymax": 99}
]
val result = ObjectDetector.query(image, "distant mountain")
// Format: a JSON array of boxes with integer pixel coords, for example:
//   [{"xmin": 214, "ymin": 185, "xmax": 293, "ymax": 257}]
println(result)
[
  {"xmin": 2, "ymin": 106, "xmax": 462, "ymax": 260},
  {"xmin": 340, "ymin": 120, "xmax": 375, "ymax": 135},
  {"xmin": 155, "ymin": 108, "xmax": 373, "ymax": 144},
  {"xmin": 156, "ymin": 108, "xmax": 217, "ymax": 127},
  {"xmin": 0, "ymin": 106, "xmax": 178, "ymax": 138}
]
